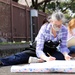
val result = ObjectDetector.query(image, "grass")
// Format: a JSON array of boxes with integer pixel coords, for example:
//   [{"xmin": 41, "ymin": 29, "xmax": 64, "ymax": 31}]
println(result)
[{"xmin": 0, "ymin": 42, "xmax": 30, "ymax": 45}]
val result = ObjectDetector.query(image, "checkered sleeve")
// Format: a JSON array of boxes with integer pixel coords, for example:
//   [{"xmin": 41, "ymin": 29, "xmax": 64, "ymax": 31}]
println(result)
[
  {"xmin": 59, "ymin": 27, "xmax": 70, "ymax": 54},
  {"xmin": 35, "ymin": 25, "xmax": 46, "ymax": 57}
]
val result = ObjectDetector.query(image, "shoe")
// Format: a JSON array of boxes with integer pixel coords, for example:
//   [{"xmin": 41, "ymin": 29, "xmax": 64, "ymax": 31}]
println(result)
[{"xmin": 28, "ymin": 56, "xmax": 44, "ymax": 63}]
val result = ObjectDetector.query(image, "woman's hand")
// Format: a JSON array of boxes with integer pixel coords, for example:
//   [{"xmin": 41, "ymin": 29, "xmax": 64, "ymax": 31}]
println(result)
[
  {"xmin": 64, "ymin": 54, "xmax": 72, "ymax": 60},
  {"xmin": 40, "ymin": 54, "xmax": 56, "ymax": 62},
  {"xmin": 45, "ymin": 56, "xmax": 56, "ymax": 62}
]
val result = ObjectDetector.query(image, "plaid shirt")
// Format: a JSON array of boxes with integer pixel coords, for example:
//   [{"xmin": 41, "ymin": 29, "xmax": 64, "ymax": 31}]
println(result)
[{"xmin": 35, "ymin": 23, "xmax": 70, "ymax": 57}]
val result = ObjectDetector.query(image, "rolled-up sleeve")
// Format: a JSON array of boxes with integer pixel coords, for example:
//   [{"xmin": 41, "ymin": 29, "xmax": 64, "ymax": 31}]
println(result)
[
  {"xmin": 59, "ymin": 28, "xmax": 70, "ymax": 54},
  {"xmin": 35, "ymin": 25, "xmax": 46, "ymax": 57}
]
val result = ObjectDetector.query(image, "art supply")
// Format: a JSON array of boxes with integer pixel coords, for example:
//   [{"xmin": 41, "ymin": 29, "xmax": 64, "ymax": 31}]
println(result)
[{"xmin": 47, "ymin": 52, "xmax": 51, "ymax": 56}]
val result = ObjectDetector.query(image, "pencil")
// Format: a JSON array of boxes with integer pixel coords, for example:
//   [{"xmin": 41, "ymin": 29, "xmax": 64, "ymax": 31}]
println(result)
[{"xmin": 47, "ymin": 52, "xmax": 51, "ymax": 56}]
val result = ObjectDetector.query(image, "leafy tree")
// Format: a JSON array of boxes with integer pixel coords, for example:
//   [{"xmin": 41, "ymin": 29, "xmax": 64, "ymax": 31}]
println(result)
[
  {"xmin": 32, "ymin": 0, "xmax": 75, "ymax": 19},
  {"xmin": 30, "ymin": 0, "xmax": 52, "ymax": 11},
  {"xmin": 13, "ymin": 0, "xmax": 75, "ymax": 18}
]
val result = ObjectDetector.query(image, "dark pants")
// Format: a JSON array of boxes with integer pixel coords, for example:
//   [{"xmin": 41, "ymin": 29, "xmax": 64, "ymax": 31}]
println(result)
[
  {"xmin": 48, "ymin": 51, "xmax": 65, "ymax": 60},
  {"xmin": 0, "ymin": 50, "xmax": 65, "ymax": 66},
  {"xmin": 68, "ymin": 46, "xmax": 75, "ymax": 54},
  {"xmin": 0, "ymin": 50, "xmax": 36, "ymax": 66}
]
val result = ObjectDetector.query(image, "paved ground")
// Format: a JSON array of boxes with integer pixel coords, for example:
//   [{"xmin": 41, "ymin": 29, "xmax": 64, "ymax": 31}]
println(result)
[{"xmin": 0, "ymin": 43, "xmax": 75, "ymax": 75}]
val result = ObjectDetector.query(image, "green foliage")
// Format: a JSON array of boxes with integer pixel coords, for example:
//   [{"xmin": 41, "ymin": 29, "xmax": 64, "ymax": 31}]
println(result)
[
  {"xmin": 47, "ymin": 2, "xmax": 55, "ymax": 11},
  {"xmin": 72, "ymin": 15, "xmax": 75, "ymax": 18},
  {"xmin": 69, "ymin": 2, "xmax": 75, "ymax": 13},
  {"xmin": 64, "ymin": 14, "xmax": 71, "ymax": 20},
  {"xmin": 0, "ymin": 42, "xmax": 29, "ymax": 45},
  {"xmin": 41, "ymin": 0, "xmax": 75, "ymax": 19},
  {"xmin": 31, "ymin": 0, "xmax": 75, "ymax": 19}
]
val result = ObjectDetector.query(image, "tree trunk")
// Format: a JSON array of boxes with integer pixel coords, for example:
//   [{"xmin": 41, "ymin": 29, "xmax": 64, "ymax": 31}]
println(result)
[{"xmin": 12, "ymin": 0, "xmax": 18, "ymax": 2}]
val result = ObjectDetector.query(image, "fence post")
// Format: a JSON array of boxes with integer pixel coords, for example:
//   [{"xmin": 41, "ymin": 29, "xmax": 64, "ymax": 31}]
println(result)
[
  {"xmin": 30, "ymin": 9, "xmax": 38, "ymax": 43},
  {"xmin": 10, "ymin": 0, "xmax": 13, "ymax": 42}
]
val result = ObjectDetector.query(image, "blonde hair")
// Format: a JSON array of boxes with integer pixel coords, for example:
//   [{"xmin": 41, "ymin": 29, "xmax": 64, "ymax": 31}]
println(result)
[{"xmin": 68, "ymin": 18, "xmax": 75, "ymax": 34}]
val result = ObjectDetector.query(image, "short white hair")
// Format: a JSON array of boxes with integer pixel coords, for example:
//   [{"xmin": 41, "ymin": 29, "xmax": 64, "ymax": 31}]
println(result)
[{"xmin": 51, "ymin": 11, "xmax": 65, "ymax": 22}]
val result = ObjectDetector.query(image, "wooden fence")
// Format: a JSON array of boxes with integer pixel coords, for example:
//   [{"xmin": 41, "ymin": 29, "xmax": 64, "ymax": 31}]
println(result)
[{"xmin": 0, "ymin": 0, "xmax": 48, "ymax": 42}]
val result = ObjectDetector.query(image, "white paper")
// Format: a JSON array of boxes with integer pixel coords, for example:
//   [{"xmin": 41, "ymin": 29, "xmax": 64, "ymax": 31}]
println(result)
[
  {"xmin": 11, "ymin": 60, "xmax": 75, "ymax": 72},
  {"xmin": 67, "ymin": 36, "xmax": 75, "ymax": 47}
]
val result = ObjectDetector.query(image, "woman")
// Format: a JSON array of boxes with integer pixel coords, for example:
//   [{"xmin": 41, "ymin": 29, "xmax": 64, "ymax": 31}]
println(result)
[
  {"xmin": 35, "ymin": 11, "xmax": 71, "ymax": 61},
  {"xmin": 67, "ymin": 18, "xmax": 75, "ymax": 54}
]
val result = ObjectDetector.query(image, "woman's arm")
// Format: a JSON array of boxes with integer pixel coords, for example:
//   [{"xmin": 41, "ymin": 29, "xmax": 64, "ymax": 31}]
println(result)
[
  {"xmin": 35, "ymin": 25, "xmax": 56, "ymax": 61},
  {"xmin": 59, "ymin": 28, "xmax": 71, "ymax": 60}
]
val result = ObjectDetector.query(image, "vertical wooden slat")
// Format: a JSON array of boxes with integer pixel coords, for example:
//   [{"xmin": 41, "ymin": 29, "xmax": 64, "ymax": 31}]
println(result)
[
  {"xmin": 0, "ymin": 0, "xmax": 48, "ymax": 42},
  {"xmin": 10, "ymin": 0, "xmax": 13, "ymax": 42}
]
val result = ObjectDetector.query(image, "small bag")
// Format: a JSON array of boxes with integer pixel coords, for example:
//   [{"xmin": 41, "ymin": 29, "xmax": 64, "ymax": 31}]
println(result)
[
  {"xmin": 43, "ymin": 39, "xmax": 61, "ymax": 54},
  {"xmin": 25, "ymin": 41, "xmax": 36, "ymax": 51}
]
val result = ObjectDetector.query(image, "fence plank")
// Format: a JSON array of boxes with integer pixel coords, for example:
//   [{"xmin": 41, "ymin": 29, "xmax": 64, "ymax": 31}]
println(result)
[{"xmin": 0, "ymin": 0, "xmax": 48, "ymax": 42}]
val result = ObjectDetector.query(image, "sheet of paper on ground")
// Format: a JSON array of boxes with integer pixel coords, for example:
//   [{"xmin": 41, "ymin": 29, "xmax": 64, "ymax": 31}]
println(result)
[{"xmin": 11, "ymin": 60, "xmax": 75, "ymax": 72}]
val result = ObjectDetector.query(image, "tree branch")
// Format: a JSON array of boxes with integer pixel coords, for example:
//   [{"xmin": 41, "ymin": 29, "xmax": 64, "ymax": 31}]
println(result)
[
  {"xmin": 62, "ymin": 0, "xmax": 74, "ymax": 12},
  {"xmin": 32, "ymin": 0, "xmax": 35, "ymax": 7},
  {"xmin": 25, "ymin": 0, "xmax": 29, "ymax": 7},
  {"xmin": 30, "ymin": 0, "xmax": 52, "ymax": 8},
  {"xmin": 37, "ymin": 0, "xmax": 52, "ymax": 6},
  {"xmin": 43, "ymin": 1, "xmax": 47, "ymax": 12}
]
